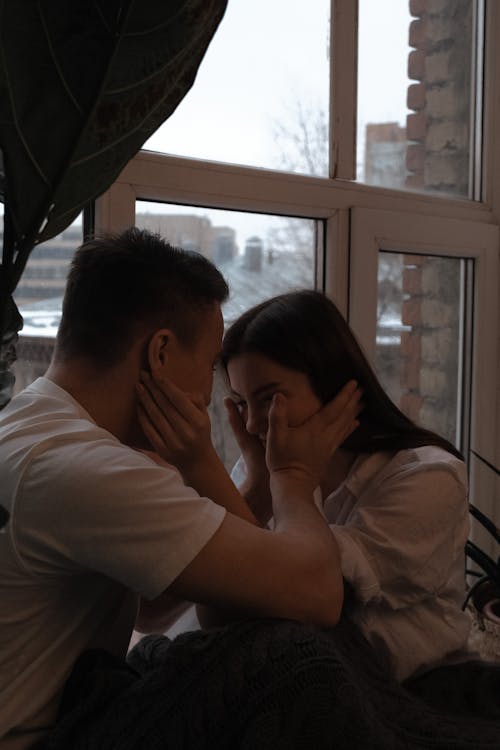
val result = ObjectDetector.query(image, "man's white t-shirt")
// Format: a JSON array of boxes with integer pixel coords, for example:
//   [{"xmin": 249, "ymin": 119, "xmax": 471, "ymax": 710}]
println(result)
[{"xmin": 0, "ymin": 377, "xmax": 226, "ymax": 749}]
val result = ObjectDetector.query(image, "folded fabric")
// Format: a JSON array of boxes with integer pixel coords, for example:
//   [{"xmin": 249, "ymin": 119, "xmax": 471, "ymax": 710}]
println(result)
[{"xmin": 45, "ymin": 617, "xmax": 500, "ymax": 750}]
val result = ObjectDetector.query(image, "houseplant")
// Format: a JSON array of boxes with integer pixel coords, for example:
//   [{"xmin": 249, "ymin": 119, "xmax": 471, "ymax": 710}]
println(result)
[{"xmin": 464, "ymin": 503, "xmax": 500, "ymax": 660}]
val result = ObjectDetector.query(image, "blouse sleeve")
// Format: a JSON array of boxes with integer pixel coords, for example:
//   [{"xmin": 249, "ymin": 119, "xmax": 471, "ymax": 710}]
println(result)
[{"xmin": 329, "ymin": 455, "xmax": 469, "ymax": 609}]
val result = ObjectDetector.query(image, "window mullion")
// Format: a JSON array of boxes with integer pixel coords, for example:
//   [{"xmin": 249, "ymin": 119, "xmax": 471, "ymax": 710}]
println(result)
[
  {"xmin": 95, "ymin": 183, "xmax": 136, "ymax": 235},
  {"xmin": 330, "ymin": 0, "xmax": 358, "ymax": 180}
]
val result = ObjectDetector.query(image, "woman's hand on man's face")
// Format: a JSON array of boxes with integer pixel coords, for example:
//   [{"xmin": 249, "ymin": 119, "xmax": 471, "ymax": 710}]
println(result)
[
  {"xmin": 136, "ymin": 370, "xmax": 215, "ymax": 473},
  {"xmin": 224, "ymin": 397, "xmax": 268, "ymax": 480},
  {"xmin": 224, "ymin": 397, "xmax": 272, "ymax": 524}
]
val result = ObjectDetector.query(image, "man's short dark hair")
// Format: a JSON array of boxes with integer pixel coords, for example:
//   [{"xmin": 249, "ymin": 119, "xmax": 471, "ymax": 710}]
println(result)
[{"xmin": 55, "ymin": 227, "xmax": 229, "ymax": 366}]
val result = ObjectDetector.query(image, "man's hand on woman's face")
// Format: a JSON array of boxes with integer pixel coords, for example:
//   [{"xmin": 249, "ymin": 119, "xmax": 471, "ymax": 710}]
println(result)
[{"xmin": 266, "ymin": 380, "xmax": 363, "ymax": 487}]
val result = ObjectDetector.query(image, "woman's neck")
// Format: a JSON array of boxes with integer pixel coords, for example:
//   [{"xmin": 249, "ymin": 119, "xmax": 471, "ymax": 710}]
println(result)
[{"xmin": 320, "ymin": 449, "xmax": 358, "ymax": 499}]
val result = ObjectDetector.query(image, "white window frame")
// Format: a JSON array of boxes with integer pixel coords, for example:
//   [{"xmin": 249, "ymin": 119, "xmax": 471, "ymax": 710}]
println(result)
[
  {"xmin": 349, "ymin": 207, "xmax": 499, "ymax": 543},
  {"xmin": 94, "ymin": 0, "xmax": 500, "ymax": 548}
]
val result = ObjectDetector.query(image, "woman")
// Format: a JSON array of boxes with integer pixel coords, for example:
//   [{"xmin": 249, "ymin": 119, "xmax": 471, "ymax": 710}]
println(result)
[{"xmin": 221, "ymin": 289, "xmax": 473, "ymax": 685}]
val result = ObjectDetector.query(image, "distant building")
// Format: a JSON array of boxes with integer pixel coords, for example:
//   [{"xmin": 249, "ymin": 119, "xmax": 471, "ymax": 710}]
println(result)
[
  {"xmin": 135, "ymin": 212, "xmax": 237, "ymax": 263},
  {"xmin": 12, "ymin": 225, "xmax": 81, "ymax": 307},
  {"xmin": 243, "ymin": 236, "xmax": 263, "ymax": 272},
  {"xmin": 364, "ymin": 122, "xmax": 408, "ymax": 188}
]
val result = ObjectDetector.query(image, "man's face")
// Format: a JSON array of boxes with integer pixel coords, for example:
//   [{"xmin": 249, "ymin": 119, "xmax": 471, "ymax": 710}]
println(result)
[{"xmin": 164, "ymin": 302, "xmax": 224, "ymax": 405}]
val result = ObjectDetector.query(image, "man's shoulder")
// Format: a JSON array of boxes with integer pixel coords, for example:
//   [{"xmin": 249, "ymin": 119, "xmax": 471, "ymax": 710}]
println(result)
[
  {"xmin": 0, "ymin": 377, "xmax": 141, "ymax": 501},
  {"xmin": 0, "ymin": 377, "xmax": 106, "ymax": 456},
  {"xmin": 1, "ymin": 377, "xmax": 85, "ymax": 428}
]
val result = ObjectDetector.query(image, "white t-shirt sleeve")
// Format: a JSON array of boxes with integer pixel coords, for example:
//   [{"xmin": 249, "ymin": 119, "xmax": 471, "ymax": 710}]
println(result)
[
  {"xmin": 329, "ymin": 457, "xmax": 469, "ymax": 608},
  {"xmin": 14, "ymin": 438, "xmax": 226, "ymax": 600}
]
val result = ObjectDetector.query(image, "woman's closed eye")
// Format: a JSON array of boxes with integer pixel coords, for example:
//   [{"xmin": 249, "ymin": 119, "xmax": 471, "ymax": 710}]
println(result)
[
  {"xmin": 231, "ymin": 392, "xmax": 277, "ymax": 416},
  {"xmin": 234, "ymin": 399, "xmax": 246, "ymax": 414},
  {"xmin": 260, "ymin": 395, "xmax": 274, "ymax": 406}
]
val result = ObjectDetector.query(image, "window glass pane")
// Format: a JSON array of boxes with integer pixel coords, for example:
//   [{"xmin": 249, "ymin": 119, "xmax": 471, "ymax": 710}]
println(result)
[
  {"xmin": 5, "ymin": 218, "xmax": 83, "ymax": 395},
  {"xmin": 143, "ymin": 0, "xmax": 330, "ymax": 177},
  {"xmin": 358, "ymin": 0, "xmax": 477, "ymax": 198},
  {"xmin": 136, "ymin": 201, "xmax": 317, "ymax": 469},
  {"xmin": 375, "ymin": 251, "xmax": 467, "ymax": 447}
]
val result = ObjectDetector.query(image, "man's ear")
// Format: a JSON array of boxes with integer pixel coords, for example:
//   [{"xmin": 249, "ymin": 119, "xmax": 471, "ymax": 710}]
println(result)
[{"xmin": 147, "ymin": 328, "xmax": 173, "ymax": 379}]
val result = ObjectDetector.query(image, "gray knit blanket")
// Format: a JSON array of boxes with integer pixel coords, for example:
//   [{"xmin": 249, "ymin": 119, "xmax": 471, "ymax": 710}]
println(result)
[{"xmin": 45, "ymin": 618, "xmax": 500, "ymax": 749}]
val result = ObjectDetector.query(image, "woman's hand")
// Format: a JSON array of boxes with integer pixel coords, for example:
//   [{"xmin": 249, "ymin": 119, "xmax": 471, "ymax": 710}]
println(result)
[
  {"xmin": 224, "ymin": 397, "xmax": 272, "ymax": 524},
  {"xmin": 266, "ymin": 380, "xmax": 362, "ymax": 488},
  {"xmin": 224, "ymin": 397, "xmax": 268, "ymax": 484},
  {"xmin": 136, "ymin": 370, "xmax": 216, "ymax": 475}
]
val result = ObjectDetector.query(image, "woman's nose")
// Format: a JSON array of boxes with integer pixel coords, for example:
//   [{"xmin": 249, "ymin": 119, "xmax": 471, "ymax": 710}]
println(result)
[{"xmin": 245, "ymin": 407, "xmax": 266, "ymax": 436}]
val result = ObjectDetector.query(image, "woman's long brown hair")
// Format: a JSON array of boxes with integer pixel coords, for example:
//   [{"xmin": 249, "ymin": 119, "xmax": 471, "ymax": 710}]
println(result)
[{"xmin": 221, "ymin": 289, "xmax": 462, "ymax": 459}]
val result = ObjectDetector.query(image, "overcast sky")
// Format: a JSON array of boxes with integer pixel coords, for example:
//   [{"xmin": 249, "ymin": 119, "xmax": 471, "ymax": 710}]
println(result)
[
  {"xmin": 137, "ymin": 0, "xmax": 412, "ymax": 247},
  {"xmin": 2, "ymin": 1, "xmax": 413, "ymax": 250},
  {"xmin": 145, "ymin": 0, "xmax": 411, "ymax": 171}
]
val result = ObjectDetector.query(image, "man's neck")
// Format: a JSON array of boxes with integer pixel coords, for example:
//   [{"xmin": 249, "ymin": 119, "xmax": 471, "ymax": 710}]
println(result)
[{"xmin": 45, "ymin": 358, "xmax": 139, "ymax": 445}]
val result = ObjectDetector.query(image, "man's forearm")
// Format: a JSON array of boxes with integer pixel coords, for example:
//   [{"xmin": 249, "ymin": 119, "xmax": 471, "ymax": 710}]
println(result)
[
  {"xmin": 270, "ymin": 471, "xmax": 342, "ymax": 569},
  {"xmin": 182, "ymin": 448, "xmax": 258, "ymax": 526},
  {"xmin": 199, "ymin": 472, "xmax": 343, "ymax": 629}
]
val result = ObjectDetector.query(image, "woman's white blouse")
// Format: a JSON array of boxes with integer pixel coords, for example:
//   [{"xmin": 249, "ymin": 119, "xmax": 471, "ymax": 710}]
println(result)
[
  {"xmin": 233, "ymin": 446, "xmax": 473, "ymax": 681},
  {"xmin": 316, "ymin": 446, "xmax": 473, "ymax": 680}
]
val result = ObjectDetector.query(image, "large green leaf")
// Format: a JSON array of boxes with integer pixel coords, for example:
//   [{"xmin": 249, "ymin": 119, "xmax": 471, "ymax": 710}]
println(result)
[
  {"xmin": 0, "ymin": 0, "xmax": 227, "ymax": 411},
  {"xmin": 0, "ymin": 0, "xmax": 228, "ymax": 291}
]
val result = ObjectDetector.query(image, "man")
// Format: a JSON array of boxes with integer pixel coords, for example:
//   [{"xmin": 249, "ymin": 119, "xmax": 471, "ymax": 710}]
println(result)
[{"xmin": 0, "ymin": 228, "xmax": 360, "ymax": 749}]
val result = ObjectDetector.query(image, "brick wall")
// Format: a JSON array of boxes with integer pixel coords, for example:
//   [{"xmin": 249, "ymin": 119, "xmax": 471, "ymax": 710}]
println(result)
[
  {"xmin": 389, "ymin": 0, "xmax": 471, "ymax": 443},
  {"xmin": 406, "ymin": 0, "xmax": 472, "ymax": 195},
  {"xmin": 400, "ymin": 254, "xmax": 461, "ymax": 443}
]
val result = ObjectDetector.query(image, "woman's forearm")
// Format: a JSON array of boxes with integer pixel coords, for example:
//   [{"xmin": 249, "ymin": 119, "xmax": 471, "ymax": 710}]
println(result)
[{"xmin": 182, "ymin": 447, "xmax": 258, "ymax": 526}]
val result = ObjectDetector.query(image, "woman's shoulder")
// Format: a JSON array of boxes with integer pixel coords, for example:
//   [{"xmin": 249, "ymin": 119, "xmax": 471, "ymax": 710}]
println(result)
[
  {"xmin": 340, "ymin": 446, "xmax": 468, "ymax": 525},
  {"xmin": 374, "ymin": 444, "xmax": 467, "ymax": 491}
]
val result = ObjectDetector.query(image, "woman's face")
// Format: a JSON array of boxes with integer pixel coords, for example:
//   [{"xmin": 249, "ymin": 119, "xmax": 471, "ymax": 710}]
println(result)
[{"xmin": 227, "ymin": 352, "xmax": 322, "ymax": 442}]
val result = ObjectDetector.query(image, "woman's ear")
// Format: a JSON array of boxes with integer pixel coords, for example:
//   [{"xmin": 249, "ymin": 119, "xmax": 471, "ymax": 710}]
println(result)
[{"xmin": 147, "ymin": 329, "xmax": 172, "ymax": 379}]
